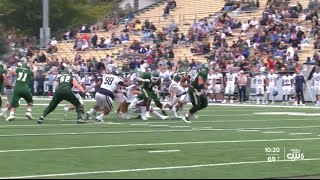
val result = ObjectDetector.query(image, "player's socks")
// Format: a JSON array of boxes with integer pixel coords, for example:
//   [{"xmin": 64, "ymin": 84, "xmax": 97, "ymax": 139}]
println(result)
[
  {"xmin": 256, "ymin": 97, "xmax": 260, "ymax": 104},
  {"xmin": 1, "ymin": 108, "xmax": 7, "ymax": 117},
  {"xmin": 140, "ymin": 107, "xmax": 147, "ymax": 120},
  {"xmin": 96, "ymin": 113, "xmax": 105, "ymax": 122},
  {"xmin": 146, "ymin": 111, "xmax": 152, "ymax": 118},
  {"xmin": 172, "ymin": 106, "xmax": 180, "ymax": 118}
]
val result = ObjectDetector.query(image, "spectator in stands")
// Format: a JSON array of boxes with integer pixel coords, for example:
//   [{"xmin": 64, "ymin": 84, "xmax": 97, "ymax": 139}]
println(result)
[
  {"xmin": 119, "ymin": 32, "xmax": 129, "ymax": 44},
  {"xmin": 26, "ymin": 45, "xmax": 35, "ymax": 58},
  {"xmin": 46, "ymin": 37, "xmax": 58, "ymax": 54},
  {"xmin": 163, "ymin": 5, "xmax": 170, "ymax": 18},
  {"xmin": 33, "ymin": 51, "xmax": 47, "ymax": 64},
  {"xmin": 130, "ymin": 40, "xmax": 141, "ymax": 51},
  {"xmin": 91, "ymin": 33, "xmax": 98, "ymax": 48},
  {"xmin": 111, "ymin": 32, "xmax": 122, "ymax": 45}
]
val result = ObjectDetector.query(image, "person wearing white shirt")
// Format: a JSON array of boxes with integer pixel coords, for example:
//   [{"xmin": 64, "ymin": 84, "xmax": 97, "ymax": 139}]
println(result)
[
  {"xmin": 312, "ymin": 67, "xmax": 320, "ymax": 106},
  {"xmin": 282, "ymin": 73, "xmax": 293, "ymax": 105},
  {"xmin": 241, "ymin": 21, "xmax": 250, "ymax": 32},
  {"xmin": 222, "ymin": 69, "xmax": 238, "ymax": 104},
  {"xmin": 254, "ymin": 72, "xmax": 267, "ymax": 104},
  {"xmin": 49, "ymin": 38, "xmax": 57, "ymax": 46},
  {"xmin": 286, "ymin": 45, "xmax": 294, "ymax": 59},
  {"xmin": 266, "ymin": 69, "xmax": 279, "ymax": 104}
]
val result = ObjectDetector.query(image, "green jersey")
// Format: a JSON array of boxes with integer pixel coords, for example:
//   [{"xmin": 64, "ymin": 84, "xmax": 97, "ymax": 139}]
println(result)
[
  {"xmin": 0, "ymin": 68, "xmax": 7, "ymax": 87},
  {"xmin": 191, "ymin": 70, "xmax": 208, "ymax": 90},
  {"xmin": 57, "ymin": 73, "xmax": 74, "ymax": 90},
  {"xmin": 15, "ymin": 68, "xmax": 33, "ymax": 87},
  {"xmin": 141, "ymin": 72, "xmax": 161, "ymax": 90}
]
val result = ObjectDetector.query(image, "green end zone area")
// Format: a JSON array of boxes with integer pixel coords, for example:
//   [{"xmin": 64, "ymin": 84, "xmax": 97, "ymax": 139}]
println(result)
[{"xmin": 1, "ymin": 100, "xmax": 320, "ymax": 178}]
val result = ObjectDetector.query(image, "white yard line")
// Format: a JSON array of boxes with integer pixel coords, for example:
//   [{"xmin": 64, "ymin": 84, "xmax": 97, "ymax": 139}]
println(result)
[
  {"xmin": 148, "ymin": 150, "xmax": 180, "ymax": 153},
  {"xmin": 1, "ymin": 137, "xmax": 320, "ymax": 153},
  {"xmin": 1, "ymin": 125, "xmax": 320, "ymax": 137},
  {"xmin": 289, "ymin": 133, "xmax": 313, "ymax": 135},
  {"xmin": 237, "ymin": 130, "xmax": 259, "ymax": 132},
  {"xmin": 170, "ymin": 126, "xmax": 190, "ymax": 128},
  {"xmin": 149, "ymin": 125, "xmax": 170, "ymax": 127},
  {"xmin": 129, "ymin": 124, "xmax": 149, "ymax": 126},
  {"xmin": 1, "ymin": 158, "xmax": 320, "ymax": 179},
  {"xmin": 1, "ymin": 117, "xmax": 320, "ymax": 129},
  {"xmin": 207, "ymin": 103, "xmax": 320, "ymax": 109},
  {"xmin": 262, "ymin": 131, "xmax": 285, "ymax": 134}
]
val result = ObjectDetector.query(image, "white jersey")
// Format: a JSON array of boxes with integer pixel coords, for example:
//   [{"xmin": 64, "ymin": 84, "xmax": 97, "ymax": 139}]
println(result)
[
  {"xmin": 254, "ymin": 75, "xmax": 266, "ymax": 86},
  {"xmin": 72, "ymin": 74, "xmax": 82, "ymax": 92},
  {"xmin": 168, "ymin": 81, "xmax": 185, "ymax": 96},
  {"xmin": 313, "ymin": 72, "xmax": 320, "ymax": 86},
  {"xmin": 100, "ymin": 74, "xmax": 123, "ymax": 93},
  {"xmin": 267, "ymin": 73, "xmax": 278, "ymax": 87},
  {"xmin": 207, "ymin": 74, "xmax": 215, "ymax": 85},
  {"xmin": 126, "ymin": 85, "xmax": 140, "ymax": 102},
  {"xmin": 226, "ymin": 73, "xmax": 237, "ymax": 85},
  {"xmin": 213, "ymin": 73, "xmax": 223, "ymax": 84},
  {"xmin": 82, "ymin": 75, "xmax": 92, "ymax": 85},
  {"xmin": 282, "ymin": 75, "xmax": 293, "ymax": 86},
  {"xmin": 7, "ymin": 66, "xmax": 17, "ymax": 86}
]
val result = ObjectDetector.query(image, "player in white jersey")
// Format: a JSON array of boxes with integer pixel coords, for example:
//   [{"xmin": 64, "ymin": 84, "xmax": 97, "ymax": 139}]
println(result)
[
  {"xmin": 254, "ymin": 72, "xmax": 267, "ymax": 104},
  {"xmin": 164, "ymin": 75, "xmax": 188, "ymax": 118},
  {"xmin": 82, "ymin": 74, "xmax": 93, "ymax": 95},
  {"xmin": 213, "ymin": 70, "xmax": 224, "ymax": 102},
  {"xmin": 86, "ymin": 71, "xmax": 125, "ymax": 122},
  {"xmin": 312, "ymin": 67, "xmax": 320, "ymax": 106},
  {"xmin": 0, "ymin": 64, "xmax": 16, "ymax": 118},
  {"xmin": 114, "ymin": 73, "xmax": 129, "ymax": 119},
  {"xmin": 222, "ymin": 69, "xmax": 238, "ymax": 104},
  {"xmin": 282, "ymin": 73, "xmax": 293, "ymax": 105},
  {"xmin": 207, "ymin": 70, "xmax": 215, "ymax": 102},
  {"xmin": 63, "ymin": 72, "xmax": 85, "ymax": 119},
  {"xmin": 265, "ymin": 69, "xmax": 279, "ymax": 104}
]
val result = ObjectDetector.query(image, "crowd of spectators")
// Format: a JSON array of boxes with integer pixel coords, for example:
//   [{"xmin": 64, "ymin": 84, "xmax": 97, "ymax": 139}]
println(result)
[
  {"xmin": 222, "ymin": 0, "xmax": 260, "ymax": 12},
  {"xmin": 4, "ymin": 0, "xmax": 320, "ymax": 96}
]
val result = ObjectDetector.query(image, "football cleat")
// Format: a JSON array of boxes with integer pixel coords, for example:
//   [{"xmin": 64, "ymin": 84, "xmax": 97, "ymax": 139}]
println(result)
[
  {"xmin": 182, "ymin": 115, "xmax": 191, "ymax": 123},
  {"xmin": 37, "ymin": 116, "xmax": 44, "ymax": 124},
  {"xmin": 6, "ymin": 115, "xmax": 15, "ymax": 122},
  {"xmin": 77, "ymin": 119, "xmax": 86, "ymax": 124},
  {"xmin": 26, "ymin": 112, "xmax": 34, "ymax": 120}
]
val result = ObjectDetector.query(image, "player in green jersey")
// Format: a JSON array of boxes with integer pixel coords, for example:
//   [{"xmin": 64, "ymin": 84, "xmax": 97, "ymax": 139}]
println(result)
[
  {"xmin": 140, "ymin": 70, "xmax": 168, "ymax": 118},
  {"xmin": 37, "ymin": 68, "xmax": 86, "ymax": 124},
  {"xmin": 181, "ymin": 65, "xmax": 209, "ymax": 123},
  {"xmin": 6, "ymin": 63, "xmax": 35, "ymax": 121}
]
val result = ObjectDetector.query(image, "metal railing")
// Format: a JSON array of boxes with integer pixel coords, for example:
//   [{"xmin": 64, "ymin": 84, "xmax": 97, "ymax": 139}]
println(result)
[{"xmin": 134, "ymin": 9, "xmax": 263, "ymax": 28}]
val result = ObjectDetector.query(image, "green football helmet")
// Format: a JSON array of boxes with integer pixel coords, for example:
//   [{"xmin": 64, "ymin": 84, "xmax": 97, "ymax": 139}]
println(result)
[
  {"xmin": 202, "ymin": 63, "xmax": 210, "ymax": 71},
  {"xmin": 151, "ymin": 70, "xmax": 160, "ymax": 83},
  {"xmin": 173, "ymin": 75, "xmax": 181, "ymax": 82},
  {"xmin": 177, "ymin": 68, "xmax": 186, "ymax": 77}
]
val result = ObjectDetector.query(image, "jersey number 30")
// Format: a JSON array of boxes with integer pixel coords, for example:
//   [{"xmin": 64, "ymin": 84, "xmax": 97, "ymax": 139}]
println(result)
[
  {"xmin": 17, "ymin": 72, "xmax": 27, "ymax": 82},
  {"xmin": 104, "ymin": 77, "xmax": 114, "ymax": 85}
]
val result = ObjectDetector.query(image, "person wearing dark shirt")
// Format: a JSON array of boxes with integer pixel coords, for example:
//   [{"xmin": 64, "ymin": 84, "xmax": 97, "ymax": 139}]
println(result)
[{"xmin": 294, "ymin": 69, "xmax": 306, "ymax": 106}]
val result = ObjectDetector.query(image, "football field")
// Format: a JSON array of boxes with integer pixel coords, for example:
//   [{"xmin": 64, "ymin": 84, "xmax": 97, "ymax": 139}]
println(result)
[{"xmin": 1, "ymin": 99, "xmax": 320, "ymax": 179}]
